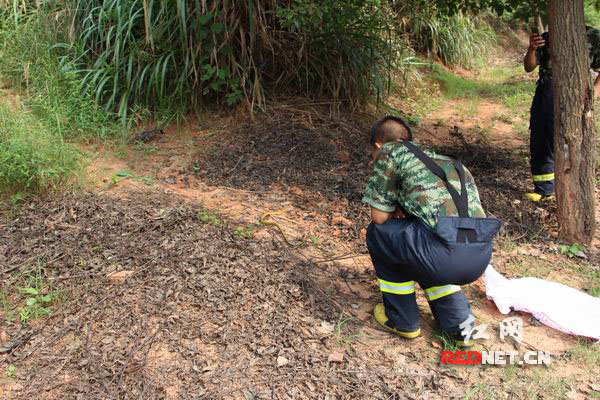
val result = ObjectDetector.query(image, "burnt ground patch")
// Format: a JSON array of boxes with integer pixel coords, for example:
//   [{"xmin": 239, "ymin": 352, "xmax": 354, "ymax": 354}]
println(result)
[
  {"xmin": 193, "ymin": 118, "xmax": 556, "ymax": 244},
  {"xmin": 192, "ymin": 118, "xmax": 370, "ymax": 205}
]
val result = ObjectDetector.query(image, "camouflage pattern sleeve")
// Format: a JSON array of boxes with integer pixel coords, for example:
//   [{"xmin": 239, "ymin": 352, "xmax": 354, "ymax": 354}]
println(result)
[
  {"xmin": 588, "ymin": 27, "xmax": 600, "ymax": 72},
  {"xmin": 464, "ymin": 166, "xmax": 486, "ymax": 218},
  {"xmin": 362, "ymin": 144, "xmax": 399, "ymax": 213}
]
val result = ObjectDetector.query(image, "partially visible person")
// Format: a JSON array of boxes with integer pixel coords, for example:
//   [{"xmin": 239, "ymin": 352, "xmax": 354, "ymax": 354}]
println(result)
[
  {"xmin": 523, "ymin": 26, "xmax": 600, "ymax": 202},
  {"xmin": 362, "ymin": 116, "xmax": 501, "ymax": 347}
]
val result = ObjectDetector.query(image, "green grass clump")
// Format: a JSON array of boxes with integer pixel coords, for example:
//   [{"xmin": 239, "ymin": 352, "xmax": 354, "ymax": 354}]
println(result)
[
  {"xmin": 1, "ymin": 264, "xmax": 62, "ymax": 325},
  {"xmin": 197, "ymin": 209, "xmax": 221, "ymax": 227},
  {"xmin": 0, "ymin": 103, "xmax": 81, "ymax": 195},
  {"xmin": 0, "ymin": 6, "xmax": 118, "ymax": 141},
  {"xmin": 400, "ymin": 4, "xmax": 496, "ymax": 69}
]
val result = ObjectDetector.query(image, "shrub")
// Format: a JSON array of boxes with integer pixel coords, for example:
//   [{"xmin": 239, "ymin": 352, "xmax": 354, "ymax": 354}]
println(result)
[
  {"xmin": 55, "ymin": 0, "xmax": 413, "ymax": 118},
  {"xmin": 0, "ymin": 103, "xmax": 80, "ymax": 195},
  {"xmin": 396, "ymin": 2, "xmax": 496, "ymax": 68},
  {"xmin": 0, "ymin": 3, "xmax": 117, "ymax": 140}
]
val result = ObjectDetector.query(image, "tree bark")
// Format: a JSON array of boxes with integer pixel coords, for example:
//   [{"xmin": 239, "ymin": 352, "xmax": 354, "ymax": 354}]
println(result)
[{"xmin": 548, "ymin": 0, "xmax": 596, "ymax": 244}]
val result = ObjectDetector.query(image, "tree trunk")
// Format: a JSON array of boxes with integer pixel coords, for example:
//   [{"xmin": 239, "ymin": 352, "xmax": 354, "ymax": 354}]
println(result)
[{"xmin": 548, "ymin": 0, "xmax": 596, "ymax": 245}]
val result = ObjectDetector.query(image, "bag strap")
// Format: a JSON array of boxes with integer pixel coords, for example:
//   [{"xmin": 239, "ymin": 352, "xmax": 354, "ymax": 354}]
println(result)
[{"xmin": 401, "ymin": 141, "xmax": 475, "ymax": 243}]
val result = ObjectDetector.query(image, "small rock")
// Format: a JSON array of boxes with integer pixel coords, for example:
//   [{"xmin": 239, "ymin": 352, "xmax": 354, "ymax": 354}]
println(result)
[
  {"xmin": 328, "ymin": 351, "xmax": 344, "ymax": 363},
  {"xmin": 106, "ymin": 270, "xmax": 135, "ymax": 284},
  {"xmin": 277, "ymin": 356, "xmax": 289, "ymax": 367}
]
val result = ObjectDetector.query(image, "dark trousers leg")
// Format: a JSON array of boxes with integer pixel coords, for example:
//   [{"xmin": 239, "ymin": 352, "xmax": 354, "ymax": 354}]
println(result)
[
  {"xmin": 367, "ymin": 222, "xmax": 420, "ymax": 331},
  {"xmin": 530, "ymin": 84, "xmax": 555, "ymax": 195},
  {"xmin": 423, "ymin": 287, "xmax": 472, "ymax": 334}
]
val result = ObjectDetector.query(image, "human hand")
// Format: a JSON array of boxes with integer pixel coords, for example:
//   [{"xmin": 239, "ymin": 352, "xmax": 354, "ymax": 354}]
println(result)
[
  {"xmin": 392, "ymin": 207, "xmax": 406, "ymax": 219},
  {"xmin": 529, "ymin": 34, "xmax": 545, "ymax": 51}
]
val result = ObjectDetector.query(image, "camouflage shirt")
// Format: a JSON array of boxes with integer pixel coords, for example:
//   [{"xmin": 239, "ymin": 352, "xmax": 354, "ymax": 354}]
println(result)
[
  {"xmin": 362, "ymin": 142, "xmax": 486, "ymax": 230},
  {"xmin": 536, "ymin": 26, "xmax": 600, "ymax": 83}
]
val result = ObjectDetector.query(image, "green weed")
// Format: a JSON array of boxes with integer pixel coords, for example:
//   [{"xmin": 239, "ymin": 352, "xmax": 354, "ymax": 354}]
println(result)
[
  {"xmin": 18, "ymin": 286, "xmax": 57, "ymax": 323},
  {"xmin": 309, "ymin": 235, "xmax": 322, "ymax": 246},
  {"xmin": 5, "ymin": 365, "xmax": 16, "ymax": 378},
  {"xmin": 565, "ymin": 341, "xmax": 600, "ymax": 370},
  {"xmin": 134, "ymin": 142, "xmax": 159, "ymax": 155},
  {"xmin": 465, "ymin": 382, "xmax": 497, "ymax": 400},
  {"xmin": 559, "ymin": 243, "xmax": 586, "ymax": 259},
  {"xmin": 197, "ymin": 210, "xmax": 221, "ymax": 227},
  {"xmin": 528, "ymin": 372, "xmax": 572, "ymax": 399},
  {"xmin": 2, "ymin": 264, "xmax": 61, "ymax": 324},
  {"xmin": 435, "ymin": 332, "xmax": 462, "ymax": 352},
  {"xmin": 105, "ymin": 170, "xmax": 153, "ymax": 188},
  {"xmin": 54, "ymin": 0, "xmax": 414, "ymax": 117},
  {"xmin": 494, "ymin": 113, "xmax": 514, "ymax": 124},
  {"xmin": 233, "ymin": 225, "xmax": 255, "ymax": 239},
  {"xmin": 333, "ymin": 312, "xmax": 361, "ymax": 345}
]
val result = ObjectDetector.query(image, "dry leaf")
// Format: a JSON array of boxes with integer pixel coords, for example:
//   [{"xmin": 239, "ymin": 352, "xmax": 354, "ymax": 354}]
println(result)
[
  {"xmin": 337, "ymin": 151, "xmax": 350, "ymax": 162},
  {"xmin": 106, "ymin": 270, "xmax": 134, "ymax": 284},
  {"xmin": 328, "ymin": 351, "xmax": 344, "ymax": 363},
  {"xmin": 316, "ymin": 321, "xmax": 335, "ymax": 335},
  {"xmin": 431, "ymin": 340, "xmax": 442, "ymax": 349},
  {"xmin": 277, "ymin": 356, "xmax": 289, "ymax": 367},
  {"xmin": 565, "ymin": 388, "xmax": 582, "ymax": 400},
  {"xmin": 332, "ymin": 215, "xmax": 352, "ymax": 226},
  {"xmin": 289, "ymin": 186, "xmax": 304, "ymax": 196},
  {"xmin": 590, "ymin": 384, "xmax": 600, "ymax": 392},
  {"xmin": 517, "ymin": 247, "xmax": 542, "ymax": 257}
]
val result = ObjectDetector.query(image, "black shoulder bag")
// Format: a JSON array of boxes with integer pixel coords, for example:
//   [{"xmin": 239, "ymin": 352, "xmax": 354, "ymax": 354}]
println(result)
[{"xmin": 401, "ymin": 141, "xmax": 502, "ymax": 245}]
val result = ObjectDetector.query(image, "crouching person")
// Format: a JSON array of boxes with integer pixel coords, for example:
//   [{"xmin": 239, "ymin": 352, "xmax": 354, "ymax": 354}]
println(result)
[{"xmin": 363, "ymin": 116, "xmax": 501, "ymax": 347}]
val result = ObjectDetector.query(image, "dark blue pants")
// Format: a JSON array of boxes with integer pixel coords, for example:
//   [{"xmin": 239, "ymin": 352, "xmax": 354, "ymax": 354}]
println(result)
[
  {"xmin": 366, "ymin": 218, "xmax": 491, "ymax": 334},
  {"xmin": 530, "ymin": 82, "xmax": 555, "ymax": 196}
]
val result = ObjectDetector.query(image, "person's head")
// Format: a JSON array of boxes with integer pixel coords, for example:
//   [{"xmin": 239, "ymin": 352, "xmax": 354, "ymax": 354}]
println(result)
[{"xmin": 369, "ymin": 116, "xmax": 413, "ymax": 164}]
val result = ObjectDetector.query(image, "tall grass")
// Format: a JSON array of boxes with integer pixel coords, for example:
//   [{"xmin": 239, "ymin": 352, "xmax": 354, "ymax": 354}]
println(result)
[
  {"xmin": 0, "ymin": 4, "xmax": 117, "ymax": 141},
  {"xmin": 58, "ymin": 0, "xmax": 413, "ymax": 118},
  {"xmin": 396, "ymin": 2, "xmax": 496, "ymax": 68},
  {"xmin": 0, "ymin": 6, "xmax": 97, "ymax": 197}
]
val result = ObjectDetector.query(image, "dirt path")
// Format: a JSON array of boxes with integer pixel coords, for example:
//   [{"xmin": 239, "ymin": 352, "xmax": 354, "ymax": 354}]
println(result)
[{"xmin": 2, "ymin": 59, "xmax": 600, "ymax": 398}]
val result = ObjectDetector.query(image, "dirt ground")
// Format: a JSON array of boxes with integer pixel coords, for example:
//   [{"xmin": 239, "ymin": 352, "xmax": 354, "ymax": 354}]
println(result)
[{"xmin": 2, "ymin": 54, "xmax": 600, "ymax": 398}]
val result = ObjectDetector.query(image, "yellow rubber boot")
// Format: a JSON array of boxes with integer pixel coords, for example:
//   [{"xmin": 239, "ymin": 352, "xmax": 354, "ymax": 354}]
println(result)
[
  {"xmin": 524, "ymin": 193, "xmax": 555, "ymax": 202},
  {"xmin": 373, "ymin": 303, "xmax": 421, "ymax": 339}
]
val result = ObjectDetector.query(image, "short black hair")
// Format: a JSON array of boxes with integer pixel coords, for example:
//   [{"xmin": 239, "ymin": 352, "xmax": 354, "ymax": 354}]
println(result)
[{"xmin": 369, "ymin": 115, "xmax": 413, "ymax": 145}]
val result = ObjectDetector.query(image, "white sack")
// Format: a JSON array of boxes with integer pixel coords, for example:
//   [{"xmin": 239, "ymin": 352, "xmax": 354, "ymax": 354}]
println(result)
[{"xmin": 484, "ymin": 265, "xmax": 600, "ymax": 340}]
